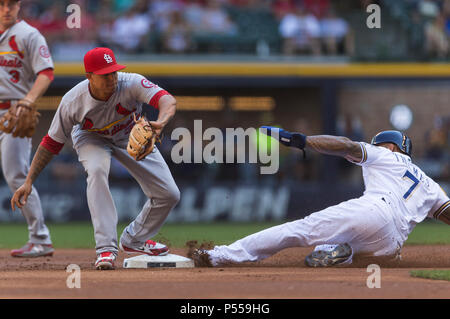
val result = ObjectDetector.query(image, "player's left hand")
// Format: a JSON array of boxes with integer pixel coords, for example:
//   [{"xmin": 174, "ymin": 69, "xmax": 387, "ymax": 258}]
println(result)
[{"xmin": 148, "ymin": 120, "xmax": 164, "ymax": 137}]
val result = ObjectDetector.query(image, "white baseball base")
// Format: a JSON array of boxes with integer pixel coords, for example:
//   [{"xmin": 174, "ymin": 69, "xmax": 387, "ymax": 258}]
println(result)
[{"xmin": 123, "ymin": 253, "xmax": 194, "ymax": 269}]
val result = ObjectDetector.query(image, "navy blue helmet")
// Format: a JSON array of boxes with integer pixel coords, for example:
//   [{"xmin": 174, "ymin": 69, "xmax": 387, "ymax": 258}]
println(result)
[{"xmin": 371, "ymin": 130, "xmax": 412, "ymax": 156}]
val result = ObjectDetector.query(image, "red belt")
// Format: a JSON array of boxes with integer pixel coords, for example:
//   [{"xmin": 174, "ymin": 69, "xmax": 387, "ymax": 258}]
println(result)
[{"xmin": 0, "ymin": 101, "xmax": 11, "ymax": 109}]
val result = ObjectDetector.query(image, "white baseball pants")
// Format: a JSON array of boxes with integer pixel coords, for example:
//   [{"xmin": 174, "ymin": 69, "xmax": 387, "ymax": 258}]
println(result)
[{"xmin": 207, "ymin": 195, "xmax": 404, "ymax": 266}]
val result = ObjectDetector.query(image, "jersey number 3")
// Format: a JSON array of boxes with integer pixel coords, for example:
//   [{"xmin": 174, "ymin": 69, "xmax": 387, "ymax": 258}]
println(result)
[
  {"xmin": 9, "ymin": 70, "xmax": 20, "ymax": 83},
  {"xmin": 403, "ymin": 170, "xmax": 419, "ymax": 200}
]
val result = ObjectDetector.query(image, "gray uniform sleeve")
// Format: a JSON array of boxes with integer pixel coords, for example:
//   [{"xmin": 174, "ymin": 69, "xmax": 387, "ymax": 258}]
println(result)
[
  {"xmin": 130, "ymin": 73, "xmax": 170, "ymax": 108},
  {"xmin": 47, "ymin": 102, "xmax": 75, "ymax": 144},
  {"xmin": 25, "ymin": 30, "xmax": 54, "ymax": 74}
]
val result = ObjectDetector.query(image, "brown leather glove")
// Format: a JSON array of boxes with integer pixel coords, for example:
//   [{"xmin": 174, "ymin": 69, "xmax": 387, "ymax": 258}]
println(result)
[
  {"xmin": 127, "ymin": 114, "xmax": 160, "ymax": 161},
  {"xmin": 0, "ymin": 99, "xmax": 40, "ymax": 138}
]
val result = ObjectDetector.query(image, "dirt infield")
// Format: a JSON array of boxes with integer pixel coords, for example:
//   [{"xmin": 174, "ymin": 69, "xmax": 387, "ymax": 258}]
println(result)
[{"xmin": 0, "ymin": 245, "xmax": 449, "ymax": 299}]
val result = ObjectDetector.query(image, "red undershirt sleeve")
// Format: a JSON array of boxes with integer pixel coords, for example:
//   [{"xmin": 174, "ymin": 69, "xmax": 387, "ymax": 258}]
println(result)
[
  {"xmin": 40, "ymin": 134, "xmax": 64, "ymax": 155},
  {"xmin": 148, "ymin": 90, "xmax": 170, "ymax": 109},
  {"xmin": 37, "ymin": 68, "xmax": 54, "ymax": 81}
]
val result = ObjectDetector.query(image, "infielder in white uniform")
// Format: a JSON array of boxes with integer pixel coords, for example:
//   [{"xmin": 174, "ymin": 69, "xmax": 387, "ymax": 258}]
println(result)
[
  {"xmin": 11, "ymin": 47, "xmax": 180, "ymax": 270},
  {"xmin": 190, "ymin": 129, "xmax": 450, "ymax": 267},
  {"xmin": 0, "ymin": 0, "xmax": 54, "ymax": 257}
]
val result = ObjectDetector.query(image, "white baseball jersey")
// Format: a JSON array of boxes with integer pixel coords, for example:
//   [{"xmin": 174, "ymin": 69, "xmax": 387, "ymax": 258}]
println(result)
[
  {"xmin": 0, "ymin": 20, "xmax": 53, "ymax": 100},
  {"xmin": 47, "ymin": 72, "xmax": 167, "ymax": 146},
  {"xmin": 354, "ymin": 142, "xmax": 450, "ymax": 234}
]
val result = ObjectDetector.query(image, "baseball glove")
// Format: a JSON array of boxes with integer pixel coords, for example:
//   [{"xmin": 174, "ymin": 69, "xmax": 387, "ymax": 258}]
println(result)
[
  {"xmin": 0, "ymin": 99, "xmax": 40, "ymax": 138},
  {"xmin": 127, "ymin": 114, "xmax": 160, "ymax": 161}
]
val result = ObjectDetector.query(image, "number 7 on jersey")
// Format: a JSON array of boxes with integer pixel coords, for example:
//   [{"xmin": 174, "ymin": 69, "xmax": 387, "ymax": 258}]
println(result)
[{"xmin": 402, "ymin": 170, "xmax": 419, "ymax": 200}]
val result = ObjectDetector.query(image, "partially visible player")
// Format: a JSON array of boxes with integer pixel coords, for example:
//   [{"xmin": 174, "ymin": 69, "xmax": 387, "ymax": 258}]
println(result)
[
  {"xmin": 189, "ymin": 129, "xmax": 450, "ymax": 267},
  {"xmin": 11, "ymin": 47, "xmax": 180, "ymax": 270},
  {"xmin": 0, "ymin": 0, "xmax": 54, "ymax": 257}
]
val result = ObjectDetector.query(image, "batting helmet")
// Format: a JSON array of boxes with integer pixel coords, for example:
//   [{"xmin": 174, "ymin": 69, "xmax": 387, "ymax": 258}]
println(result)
[{"xmin": 371, "ymin": 130, "xmax": 412, "ymax": 156}]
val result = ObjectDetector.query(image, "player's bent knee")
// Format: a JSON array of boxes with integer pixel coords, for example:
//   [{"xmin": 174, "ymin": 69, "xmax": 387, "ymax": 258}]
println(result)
[
  {"xmin": 146, "ymin": 184, "xmax": 180, "ymax": 206},
  {"xmin": 85, "ymin": 164, "xmax": 110, "ymax": 182},
  {"xmin": 166, "ymin": 186, "xmax": 180, "ymax": 205}
]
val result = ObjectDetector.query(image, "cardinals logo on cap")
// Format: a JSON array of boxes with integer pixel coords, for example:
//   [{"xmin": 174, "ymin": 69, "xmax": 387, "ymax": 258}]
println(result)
[
  {"xmin": 104, "ymin": 54, "xmax": 113, "ymax": 63},
  {"xmin": 84, "ymin": 47, "xmax": 126, "ymax": 75}
]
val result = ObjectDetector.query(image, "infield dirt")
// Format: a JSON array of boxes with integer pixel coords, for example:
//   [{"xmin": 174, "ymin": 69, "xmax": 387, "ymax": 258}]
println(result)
[{"xmin": 0, "ymin": 245, "xmax": 448, "ymax": 299}]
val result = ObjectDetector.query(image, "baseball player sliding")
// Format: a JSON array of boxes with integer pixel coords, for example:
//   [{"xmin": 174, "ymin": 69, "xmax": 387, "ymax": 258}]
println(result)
[
  {"xmin": 190, "ymin": 129, "xmax": 450, "ymax": 267},
  {"xmin": 11, "ymin": 47, "xmax": 180, "ymax": 270},
  {"xmin": 0, "ymin": 0, "xmax": 54, "ymax": 257}
]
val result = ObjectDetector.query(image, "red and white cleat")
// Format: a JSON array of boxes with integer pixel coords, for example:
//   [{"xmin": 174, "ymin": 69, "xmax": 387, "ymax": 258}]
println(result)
[
  {"xmin": 11, "ymin": 243, "xmax": 54, "ymax": 258},
  {"xmin": 120, "ymin": 239, "xmax": 169, "ymax": 256},
  {"xmin": 95, "ymin": 252, "xmax": 116, "ymax": 270}
]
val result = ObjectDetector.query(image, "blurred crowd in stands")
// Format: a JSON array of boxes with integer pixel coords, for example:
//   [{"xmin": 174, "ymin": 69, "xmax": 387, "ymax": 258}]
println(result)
[
  {"xmin": 382, "ymin": 0, "xmax": 450, "ymax": 60},
  {"xmin": 421, "ymin": 0, "xmax": 450, "ymax": 59},
  {"xmin": 0, "ymin": 0, "xmax": 392, "ymax": 55},
  {"xmin": 420, "ymin": 115, "xmax": 450, "ymax": 183},
  {"xmin": 19, "ymin": 0, "xmax": 352, "ymax": 57},
  {"xmin": 15, "ymin": 0, "xmax": 448, "ymax": 60},
  {"xmin": 21, "ymin": 0, "xmax": 450, "ymax": 59}
]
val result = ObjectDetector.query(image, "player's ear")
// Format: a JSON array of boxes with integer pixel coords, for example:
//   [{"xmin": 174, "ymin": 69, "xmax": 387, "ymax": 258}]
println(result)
[
  {"xmin": 393, "ymin": 144, "xmax": 402, "ymax": 153},
  {"xmin": 380, "ymin": 143, "xmax": 396, "ymax": 152},
  {"xmin": 86, "ymin": 72, "xmax": 92, "ymax": 80}
]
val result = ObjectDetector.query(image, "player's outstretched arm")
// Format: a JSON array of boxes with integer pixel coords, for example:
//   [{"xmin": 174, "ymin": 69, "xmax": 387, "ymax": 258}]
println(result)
[
  {"xmin": 260, "ymin": 126, "xmax": 363, "ymax": 161},
  {"xmin": 306, "ymin": 135, "xmax": 363, "ymax": 162},
  {"xmin": 11, "ymin": 145, "xmax": 55, "ymax": 211}
]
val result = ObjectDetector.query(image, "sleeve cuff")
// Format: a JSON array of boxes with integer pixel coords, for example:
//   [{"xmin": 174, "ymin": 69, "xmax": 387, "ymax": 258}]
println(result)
[
  {"xmin": 40, "ymin": 134, "xmax": 64, "ymax": 155},
  {"xmin": 149, "ymin": 90, "xmax": 170, "ymax": 109},
  {"xmin": 37, "ymin": 68, "xmax": 54, "ymax": 81},
  {"xmin": 433, "ymin": 200, "xmax": 450, "ymax": 219},
  {"xmin": 359, "ymin": 142, "xmax": 368, "ymax": 164},
  {"xmin": 346, "ymin": 142, "xmax": 367, "ymax": 164}
]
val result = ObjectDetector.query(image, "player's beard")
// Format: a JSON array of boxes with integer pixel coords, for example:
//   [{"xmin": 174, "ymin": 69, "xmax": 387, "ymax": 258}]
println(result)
[
  {"xmin": 106, "ymin": 81, "xmax": 117, "ymax": 95},
  {"xmin": 99, "ymin": 81, "xmax": 116, "ymax": 100},
  {"xmin": 0, "ymin": 15, "xmax": 16, "ymax": 30}
]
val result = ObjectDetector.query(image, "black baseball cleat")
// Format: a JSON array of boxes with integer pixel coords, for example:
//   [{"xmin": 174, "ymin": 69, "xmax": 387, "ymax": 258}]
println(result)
[{"xmin": 305, "ymin": 243, "xmax": 353, "ymax": 267}]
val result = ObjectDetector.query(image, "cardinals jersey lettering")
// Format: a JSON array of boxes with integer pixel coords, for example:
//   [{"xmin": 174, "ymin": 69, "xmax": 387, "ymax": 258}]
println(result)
[{"xmin": 0, "ymin": 21, "xmax": 53, "ymax": 99}]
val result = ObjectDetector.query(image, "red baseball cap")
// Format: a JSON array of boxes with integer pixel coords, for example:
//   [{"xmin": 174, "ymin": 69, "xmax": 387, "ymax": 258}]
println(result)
[{"xmin": 84, "ymin": 47, "xmax": 126, "ymax": 75}]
